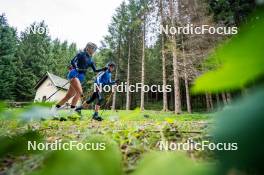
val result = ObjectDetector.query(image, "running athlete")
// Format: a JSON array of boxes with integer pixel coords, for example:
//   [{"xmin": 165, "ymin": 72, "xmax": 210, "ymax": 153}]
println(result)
[
  {"xmin": 52, "ymin": 42, "xmax": 107, "ymax": 114},
  {"xmin": 75, "ymin": 62, "xmax": 119, "ymax": 121}
]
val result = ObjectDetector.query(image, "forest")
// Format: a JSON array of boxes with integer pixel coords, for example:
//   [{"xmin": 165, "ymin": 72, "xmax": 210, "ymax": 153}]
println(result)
[
  {"xmin": 0, "ymin": 0, "xmax": 264, "ymax": 175},
  {"xmin": 0, "ymin": 0, "xmax": 256, "ymax": 112}
]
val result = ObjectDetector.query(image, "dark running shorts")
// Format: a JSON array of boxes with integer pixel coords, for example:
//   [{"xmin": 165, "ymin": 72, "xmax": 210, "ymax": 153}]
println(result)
[{"xmin": 86, "ymin": 91, "xmax": 104, "ymax": 105}]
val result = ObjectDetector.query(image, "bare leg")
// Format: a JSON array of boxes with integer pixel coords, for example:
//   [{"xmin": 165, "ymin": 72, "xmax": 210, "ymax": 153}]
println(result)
[
  {"xmin": 57, "ymin": 84, "xmax": 76, "ymax": 106},
  {"xmin": 95, "ymin": 105, "xmax": 100, "ymax": 113},
  {"xmin": 71, "ymin": 78, "xmax": 83, "ymax": 106}
]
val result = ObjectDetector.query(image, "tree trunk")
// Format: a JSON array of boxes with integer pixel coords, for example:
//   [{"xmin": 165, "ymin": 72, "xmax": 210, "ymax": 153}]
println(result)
[
  {"xmin": 146, "ymin": 92, "xmax": 149, "ymax": 104},
  {"xmin": 205, "ymin": 93, "xmax": 210, "ymax": 112},
  {"xmin": 111, "ymin": 63, "xmax": 118, "ymax": 111},
  {"xmin": 170, "ymin": 91, "xmax": 174, "ymax": 111},
  {"xmin": 160, "ymin": 0, "xmax": 168, "ymax": 112},
  {"xmin": 126, "ymin": 42, "xmax": 131, "ymax": 110},
  {"xmin": 140, "ymin": 14, "xmax": 146, "ymax": 111},
  {"xmin": 184, "ymin": 77, "xmax": 191, "ymax": 113},
  {"xmin": 182, "ymin": 36, "xmax": 191, "ymax": 113},
  {"xmin": 169, "ymin": 0, "xmax": 181, "ymax": 114},
  {"xmin": 112, "ymin": 37, "xmax": 121, "ymax": 111},
  {"xmin": 226, "ymin": 92, "xmax": 232, "ymax": 104},
  {"xmin": 216, "ymin": 94, "xmax": 220, "ymax": 107},
  {"xmin": 208, "ymin": 93, "xmax": 213, "ymax": 110},
  {"xmin": 222, "ymin": 92, "xmax": 228, "ymax": 105},
  {"xmin": 121, "ymin": 93, "xmax": 124, "ymax": 109}
]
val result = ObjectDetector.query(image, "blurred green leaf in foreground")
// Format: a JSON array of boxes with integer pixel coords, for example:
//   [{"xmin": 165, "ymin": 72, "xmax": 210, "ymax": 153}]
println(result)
[
  {"xmin": 0, "ymin": 131, "xmax": 43, "ymax": 158},
  {"xmin": 132, "ymin": 152, "xmax": 216, "ymax": 175},
  {"xmin": 192, "ymin": 6, "xmax": 264, "ymax": 175},
  {"xmin": 192, "ymin": 8, "xmax": 264, "ymax": 93},
  {"xmin": 213, "ymin": 87, "xmax": 264, "ymax": 174},
  {"xmin": 29, "ymin": 136, "xmax": 123, "ymax": 175}
]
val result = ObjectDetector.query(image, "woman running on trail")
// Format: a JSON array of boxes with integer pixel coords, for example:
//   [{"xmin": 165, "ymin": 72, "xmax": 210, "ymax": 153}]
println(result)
[
  {"xmin": 52, "ymin": 42, "xmax": 107, "ymax": 114},
  {"xmin": 75, "ymin": 62, "xmax": 119, "ymax": 121}
]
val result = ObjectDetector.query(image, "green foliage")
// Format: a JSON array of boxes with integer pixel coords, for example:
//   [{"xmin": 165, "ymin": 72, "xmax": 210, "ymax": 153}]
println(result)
[
  {"xmin": 1, "ymin": 2, "xmax": 264, "ymax": 175},
  {"xmin": 94, "ymin": 48, "xmax": 114, "ymax": 68},
  {"xmin": 15, "ymin": 21, "xmax": 53, "ymax": 100},
  {"xmin": 0, "ymin": 101, "xmax": 6, "ymax": 113},
  {"xmin": 18, "ymin": 22, "xmax": 53, "ymax": 78},
  {"xmin": 80, "ymin": 109, "xmax": 210, "ymax": 121},
  {"xmin": 0, "ymin": 102, "xmax": 54, "ymax": 121},
  {"xmin": 15, "ymin": 67, "xmax": 38, "ymax": 100},
  {"xmin": 191, "ymin": 8, "xmax": 264, "ymax": 174},
  {"xmin": 0, "ymin": 16, "xmax": 77, "ymax": 101},
  {"xmin": 29, "ymin": 136, "xmax": 123, "ymax": 175},
  {"xmin": 15, "ymin": 24, "xmax": 77, "ymax": 100},
  {"xmin": 132, "ymin": 152, "xmax": 216, "ymax": 175},
  {"xmin": 0, "ymin": 14, "xmax": 18, "ymax": 100},
  {"xmin": 101, "ymin": 0, "xmax": 159, "ymax": 110},
  {"xmin": 192, "ymin": 9, "xmax": 264, "ymax": 93},
  {"xmin": 208, "ymin": 0, "xmax": 256, "ymax": 25},
  {"xmin": 213, "ymin": 87, "xmax": 264, "ymax": 174},
  {"xmin": 51, "ymin": 39, "xmax": 77, "ymax": 77},
  {"xmin": 0, "ymin": 131, "xmax": 43, "ymax": 158},
  {"xmin": 0, "ymin": 105, "xmax": 211, "ymax": 174}
]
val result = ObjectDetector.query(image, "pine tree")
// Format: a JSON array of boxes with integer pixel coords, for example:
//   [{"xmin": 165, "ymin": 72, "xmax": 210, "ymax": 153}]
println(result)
[
  {"xmin": 0, "ymin": 14, "xmax": 18, "ymax": 100},
  {"xmin": 15, "ymin": 21, "xmax": 53, "ymax": 100},
  {"xmin": 14, "ymin": 58, "xmax": 37, "ymax": 101},
  {"xmin": 159, "ymin": 0, "xmax": 168, "ymax": 111},
  {"xmin": 169, "ymin": 0, "xmax": 182, "ymax": 114}
]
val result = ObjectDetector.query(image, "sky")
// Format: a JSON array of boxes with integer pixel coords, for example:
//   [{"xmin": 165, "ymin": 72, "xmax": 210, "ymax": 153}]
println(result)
[{"xmin": 0, "ymin": 0, "xmax": 123, "ymax": 49}]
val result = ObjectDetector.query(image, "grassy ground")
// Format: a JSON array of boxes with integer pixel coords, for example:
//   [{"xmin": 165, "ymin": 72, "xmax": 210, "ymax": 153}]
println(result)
[
  {"xmin": 0, "ymin": 109, "xmax": 214, "ymax": 175},
  {"xmin": 80, "ymin": 109, "xmax": 212, "ymax": 121}
]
